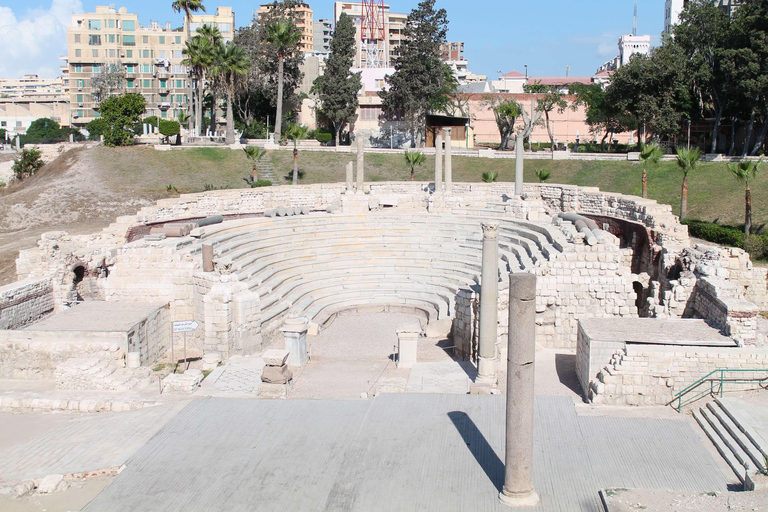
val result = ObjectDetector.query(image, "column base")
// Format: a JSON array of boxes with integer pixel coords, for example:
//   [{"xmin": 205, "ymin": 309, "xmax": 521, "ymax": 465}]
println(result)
[
  {"xmin": 476, "ymin": 356, "xmax": 497, "ymax": 385},
  {"xmin": 499, "ymin": 489, "xmax": 539, "ymax": 507}
]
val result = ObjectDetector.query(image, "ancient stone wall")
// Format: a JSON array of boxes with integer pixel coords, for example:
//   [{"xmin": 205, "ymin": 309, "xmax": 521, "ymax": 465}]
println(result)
[{"xmin": 0, "ymin": 277, "xmax": 54, "ymax": 330}]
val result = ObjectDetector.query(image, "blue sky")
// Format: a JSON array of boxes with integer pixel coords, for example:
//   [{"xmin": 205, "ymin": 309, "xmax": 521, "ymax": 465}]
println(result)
[{"xmin": 0, "ymin": 0, "xmax": 667, "ymax": 79}]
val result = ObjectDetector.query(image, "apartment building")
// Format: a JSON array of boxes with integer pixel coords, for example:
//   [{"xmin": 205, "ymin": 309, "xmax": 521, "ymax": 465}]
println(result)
[
  {"xmin": 332, "ymin": 2, "xmax": 407, "ymax": 68},
  {"xmin": 0, "ymin": 75, "xmax": 66, "ymax": 100},
  {"xmin": 313, "ymin": 19, "xmax": 333, "ymax": 55},
  {"xmin": 257, "ymin": 3, "xmax": 314, "ymax": 53},
  {"xmin": 64, "ymin": 5, "xmax": 234, "ymax": 127}
]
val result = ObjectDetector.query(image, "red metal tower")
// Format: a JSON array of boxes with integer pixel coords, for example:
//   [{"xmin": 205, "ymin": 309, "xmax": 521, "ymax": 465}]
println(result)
[{"xmin": 360, "ymin": 0, "xmax": 386, "ymax": 68}]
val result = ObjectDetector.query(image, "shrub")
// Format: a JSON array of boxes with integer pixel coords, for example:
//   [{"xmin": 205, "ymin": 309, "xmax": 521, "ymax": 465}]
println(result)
[
  {"xmin": 251, "ymin": 180, "xmax": 272, "ymax": 188},
  {"xmin": 682, "ymin": 219, "xmax": 745, "ymax": 247},
  {"xmin": 535, "ymin": 169, "xmax": 551, "ymax": 182},
  {"xmin": 12, "ymin": 148, "xmax": 45, "ymax": 180},
  {"xmin": 159, "ymin": 120, "xmax": 180, "ymax": 144},
  {"xmin": 241, "ymin": 121, "xmax": 267, "ymax": 139},
  {"xmin": 316, "ymin": 131, "xmax": 332, "ymax": 145},
  {"xmin": 743, "ymin": 235, "xmax": 768, "ymax": 260},
  {"xmin": 100, "ymin": 94, "xmax": 146, "ymax": 147},
  {"xmin": 86, "ymin": 118, "xmax": 110, "ymax": 141},
  {"xmin": 481, "ymin": 171, "xmax": 498, "ymax": 183}
]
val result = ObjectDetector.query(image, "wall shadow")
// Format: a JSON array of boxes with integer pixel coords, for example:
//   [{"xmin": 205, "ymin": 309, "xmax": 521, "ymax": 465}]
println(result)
[
  {"xmin": 447, "ymin": 411, "xmax": 504, "ymax": 492},
  {"xmin": 555, "ymin": 353, "xmax": 585, "ymax": 397}
]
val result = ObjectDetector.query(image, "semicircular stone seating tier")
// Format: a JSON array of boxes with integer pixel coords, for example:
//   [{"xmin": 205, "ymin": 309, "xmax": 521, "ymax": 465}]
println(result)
[{"xmin": 194, "ymin": 213, "xmax": 566, "ymax": 333}]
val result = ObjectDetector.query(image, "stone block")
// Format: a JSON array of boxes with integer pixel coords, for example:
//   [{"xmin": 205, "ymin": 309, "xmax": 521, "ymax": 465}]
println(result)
[
  {"xmin": 37, "ymin": 474, "xmax": 64, "ymax": 494},
  {"xmin": 261, "ymin": 364, "xmax": 293, "ymax": 384},
  {"xmin": 262, "ymin": 349, "xmax": 290, "ymax": 367},
  {"xmin": 258, "ymin": 381, "xmax": 292, "ymax": 399}
]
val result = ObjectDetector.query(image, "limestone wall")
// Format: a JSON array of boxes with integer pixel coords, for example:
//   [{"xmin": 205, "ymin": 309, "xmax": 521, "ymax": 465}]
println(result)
[
  {"xmin": 0, "ymin": 277, "xmax": 54, "ymax": 330},
  {"xmin": 589, "ymin": 344, "xmax": 768, "ymax": 406},
  {"xmin": 692, "ymin": 277, "xmax": 758, "ymax": 345}
]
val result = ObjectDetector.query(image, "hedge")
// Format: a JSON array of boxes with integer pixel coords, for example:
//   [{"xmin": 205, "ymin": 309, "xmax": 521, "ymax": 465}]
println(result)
[{"xmin": 682, "ymin": 219, "xmax": 768, "ymax": 259}]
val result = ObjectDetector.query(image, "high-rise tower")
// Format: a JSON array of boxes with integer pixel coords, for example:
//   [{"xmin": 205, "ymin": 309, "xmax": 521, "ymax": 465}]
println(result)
[{"xmin": 361, "ymin": 0, "xmax": 385, "ymax": 68}]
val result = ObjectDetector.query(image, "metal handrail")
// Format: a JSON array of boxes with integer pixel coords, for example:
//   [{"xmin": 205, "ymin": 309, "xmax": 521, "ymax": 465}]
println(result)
[{"xmin": 669, "ymin": 368, "xmax": 768, "ymax": 412}]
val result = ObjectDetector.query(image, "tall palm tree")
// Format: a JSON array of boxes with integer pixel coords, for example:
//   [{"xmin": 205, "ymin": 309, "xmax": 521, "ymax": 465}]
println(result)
[
  {"xmin": 265, "ymin": 19, "xmax": 300, "ymax": 142},
  {"xmin": 728, "ymin": 158, "xmax": 763, "ymax": 234},
  {"xmin": 197, "ymin": 25, "xmax": 223, "ymax": 134},
  {"xmin": 639, "ymin": 143, "xmax": 663, "ymax": 199},
  {"xmin": 172, "ymin": 0, "xmax": 206, "ymax": 136},
  {"xmin": 675, "ymin": 147, "xmax": 701, "ymax": 220},
  {"xmin": 285, "ymin": 124, "xmax": 308, "ymax": 185},
  {"xmin": 182, "ymin": 35, "xmax": 214, "ymax": 138},
  {"xmin": 213, "ymin": 43, "xmax": 250, "ymax": 145}
]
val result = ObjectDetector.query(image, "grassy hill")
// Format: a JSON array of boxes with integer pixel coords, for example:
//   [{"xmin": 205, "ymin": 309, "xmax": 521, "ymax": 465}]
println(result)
[{"xmin": 89, "ymin": 146, "xmax": 763, "ymax": 230}]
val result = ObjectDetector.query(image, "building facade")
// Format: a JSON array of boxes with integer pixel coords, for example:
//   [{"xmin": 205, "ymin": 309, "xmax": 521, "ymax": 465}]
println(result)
[
  {"xmin": 313, "ymin": 19, "xmax": 333, "ymax": 55},
  {"xmin": 257, "ymin": 3, "xmax": 314, "ymax": 53},
  {"xmin": 64, "ymin": 5, "xmax": 234, "ymax": 128}
]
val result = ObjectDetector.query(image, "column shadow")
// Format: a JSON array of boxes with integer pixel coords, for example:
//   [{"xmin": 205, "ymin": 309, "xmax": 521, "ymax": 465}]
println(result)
[{"xmin": 447, "ymin": 411, "xmax": 504, "ymax": 492}]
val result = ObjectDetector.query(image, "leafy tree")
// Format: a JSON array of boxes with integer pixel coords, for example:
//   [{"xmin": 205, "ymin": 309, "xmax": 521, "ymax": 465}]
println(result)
[
  {"xmin": 675, "ymin": 147, "xmax": 701, "ymax": 219},
  {"xmin": 172, "ymin": 0, "xmax": 206, "ymax": 134},
  {"xmin": 568, "ymin": 82, "xmax": 628, "ymax": 146},
  {"xmin": 266, "ymin": 18, "xmax": 301, "ymax": 142},
  {"xmin": 482, "ymin": 95, "xmax": 521, "ymax": 151},
  {"xmin": 12, "ymin": 148, "xmax": 44, "ymax": 180},
  {"xmin": 159, "ymin": 120, "xmax": 181, "ymax": 144},
  {"xmin": 100, "ymin": 94, "xmax": 146, "ymax": 146},
  {"xmin": 535, "ymin": 87, "xmax": 568, "ymax": 151},
  {"xmin": 380, "ymin": 0, "xmax": 452, "ymax": 146},
  {"xmin": 197, "ymin": 25, "xmax": 224, "ymax": 132},
  {"xmin": 86, "ymin": 118, "xmax": 110, "ymax": 141},
  {"xmin": 24, "ymin": 118, "xmax": 61, "ymax": 143},
  {"xmin": 90, "ymin": 63, "xmax": 125, "ymax": 103},
  {"xmin": 0, "ymin": 128, "xmax": 7, "ymax": 143},
  {"xmin": 639, "ymin": 143, "xmax": 663, "ymax": 199},
  {"xmin": 314, "ymin": 13, "xmax": 361, "ymax": 149},
  {"xmin": 212, "ymin": 42, "xmax": 250, "ymax": 144},
  {"xmin": 518, "ymin": 98, "xmax": 545, "ymax": 150},
  {"xmin": 404, "ymin": 150, "xmax": 426, "ymax": 181},
  {"xmin": 284, "ymin": 123, "xmax": 308, "ymax": 185},
  {"xmin": 728, "ymin": 158, "xmax": 763, "ymax": 234}
]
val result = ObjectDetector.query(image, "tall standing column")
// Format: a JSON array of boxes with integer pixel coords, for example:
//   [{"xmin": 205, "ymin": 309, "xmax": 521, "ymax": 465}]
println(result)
[
  {"xmin": 444, "ymin": 128, "xmax": 452, "ymax": 193},
  {"xmin": 500, "ymin": 272, "xmax": 539, "ymax": 507},
  {"xmin": 477, "ymin": 221, "xmax": 499, "ymax": 384},
  {"xmin": 356, "ymin": 134, "xmax": 365, "ymax": 192},
  {"xmin": 345, "ymin": 161, "xmax": 354, "ymax": 191},
  {"xmin": 515, "ymin": 134, "xmax": 525, "ymax": 196},
  {"xmin": 435, "ymin": 133, "xmax": 443, "ymax": 192}
]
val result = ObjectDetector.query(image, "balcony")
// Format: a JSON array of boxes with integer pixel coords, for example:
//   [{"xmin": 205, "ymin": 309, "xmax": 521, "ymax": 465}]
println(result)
[{"xmin": 157, "ymin": 102, "xmax": 171, "ymax": 109}]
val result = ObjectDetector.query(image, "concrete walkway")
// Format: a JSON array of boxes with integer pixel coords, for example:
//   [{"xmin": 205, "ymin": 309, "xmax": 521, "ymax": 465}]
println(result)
[{"xmin": 83, "ymin": 395, "xmax": 727, "ymax": 512}]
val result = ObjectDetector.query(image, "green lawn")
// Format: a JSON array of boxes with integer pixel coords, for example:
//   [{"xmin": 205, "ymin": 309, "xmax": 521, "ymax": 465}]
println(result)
[{"xmin": 90, "ymin": 146, "xmax": 763, "ymax": 230}]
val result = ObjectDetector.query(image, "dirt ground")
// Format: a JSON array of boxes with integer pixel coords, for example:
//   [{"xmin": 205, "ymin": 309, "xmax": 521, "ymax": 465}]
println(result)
[
  {"xmin": 0, "ymin": 476, "xmax": 113, "ymax": 512},
  {"xmin": 0, "ymin": 148, "xmax": 158, "ymax": 285}
]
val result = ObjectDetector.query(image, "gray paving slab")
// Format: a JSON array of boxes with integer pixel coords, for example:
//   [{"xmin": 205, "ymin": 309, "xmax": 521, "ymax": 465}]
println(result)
[
  {"xmin": 27, "ymin": 302, "xmax": 166, "ymax": 331},
  {"xmin": 404, "ymin": 360, "xmax": 475, "ymax": 394},
  {"xmin": 0, "ymin": 402, "xmax": 187, "ymax": 482},
  {"xmin": 196, "ymin": 357, "xmax": 265, "ymax": 397},
  {"xmin": 84, "ymin": 395, "xmax": 728, "ymax": 512},
  {"xmin": 579, "ymin": 318, "xmax": 736, "ymax": 346}
]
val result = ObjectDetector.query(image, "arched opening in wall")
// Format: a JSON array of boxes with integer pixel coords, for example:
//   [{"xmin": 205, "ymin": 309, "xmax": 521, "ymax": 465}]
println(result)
[
  {"xmin": 633, "ymin": 281, "xmax": 645, "ymax": 316},
  {"xmin": 72, "ymin": 265, "xmax": 86, "ymax": 302}
]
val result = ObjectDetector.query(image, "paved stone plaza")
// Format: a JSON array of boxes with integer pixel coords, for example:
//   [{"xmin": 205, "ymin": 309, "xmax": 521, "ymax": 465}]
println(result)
[{"xmin": 81, "ymin": 395, "xmax": 727, "ymax": 512}]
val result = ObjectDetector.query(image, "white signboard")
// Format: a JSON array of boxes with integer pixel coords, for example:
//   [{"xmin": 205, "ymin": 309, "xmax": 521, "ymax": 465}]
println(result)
[{"xmin": 173, "ymin": 320, "xmax": 199, "ymax": 333}]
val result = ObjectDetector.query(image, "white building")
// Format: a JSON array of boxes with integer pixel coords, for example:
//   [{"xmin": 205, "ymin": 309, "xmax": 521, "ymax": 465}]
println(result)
[
  {"xmin": 619, "ymin": 34, "xmax": 651, "ymax": 66},
  {"xmin": 664, "ymin": 0, "xmax": 686, "ymax": 35}
]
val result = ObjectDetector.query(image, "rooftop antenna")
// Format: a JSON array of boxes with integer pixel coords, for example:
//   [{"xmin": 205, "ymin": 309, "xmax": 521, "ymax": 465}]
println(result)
[
  {"xmin": 566, "ymin": 64, "xmax": 570, "ymax": 77},
  {"xmin": 633, "ymin": 0, "xmax": 638, "ymax": 36}
]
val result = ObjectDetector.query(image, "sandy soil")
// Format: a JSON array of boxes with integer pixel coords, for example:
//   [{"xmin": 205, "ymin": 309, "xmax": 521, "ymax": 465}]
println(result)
[
  {"xmin": 0, "ymin": 475, "xmax": 113, "ymax": 512},
  {"xmin": 0, "ymin": 148, "xmax": 156, "ymax": 285}
]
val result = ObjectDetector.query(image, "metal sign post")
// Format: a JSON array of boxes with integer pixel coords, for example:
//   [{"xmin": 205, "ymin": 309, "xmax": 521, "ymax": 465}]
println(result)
[{"xmin": 173, "ymin": 321, "xmax": 199, "ymax": 372}]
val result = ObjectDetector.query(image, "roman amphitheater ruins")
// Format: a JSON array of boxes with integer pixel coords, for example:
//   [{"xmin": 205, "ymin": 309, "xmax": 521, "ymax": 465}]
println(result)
[{"xmin": 1, "ymin": 145, "xmax": 768, "ymax": 507}]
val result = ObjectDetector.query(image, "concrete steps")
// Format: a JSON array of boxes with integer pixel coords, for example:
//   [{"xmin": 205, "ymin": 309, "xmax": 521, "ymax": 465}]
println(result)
[
  {"xmin": 55, "ymin": 358, "xmax": 154, "ymax": 392},
  {"xmin": 694, "ymin": 399, "xmax": 767, "ymax": 487}
]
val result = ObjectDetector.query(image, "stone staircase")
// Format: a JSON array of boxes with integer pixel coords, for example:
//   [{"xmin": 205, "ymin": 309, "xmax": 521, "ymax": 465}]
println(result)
[
  {"xmin": 693, "ymin": 398, "xmax": 768, "ymax": 488},
  {"xmin": 254, "ymin": 162, "xmax": 280, "ymax": 186},
  {"xmin": 55, "ymin": 358, "xmax": 154, "ymax": 392}
]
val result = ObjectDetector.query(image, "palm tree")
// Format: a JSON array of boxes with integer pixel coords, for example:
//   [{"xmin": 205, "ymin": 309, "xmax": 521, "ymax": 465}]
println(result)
[
  {"xmin": 213, "ymin": 43, "xmax": 249, "ymax": 144},
  {"xmin": 197, "ymin": 25, "xmax": 223, "ymax": 134},
  {"xmin": 728, "ymin": 158, "xmax": 763, "ymax": 234},
  {"xmin": 285, "ymin": 124, "xmax": 308, "ymax": 185},
  {"xmin": 675, "ymin": 147, "xmax": 701, "ymax": 220},
  {"xmin": 639, "ymin": 143, "xmax": 663, "ymax": 199},
  {"xmin": 265, "ymin": 19, "xmax": 300, "ymax": 142},
  {"xmin": 172, "ymin": 0, "xmax": 206, "ymax": 135},
  {"xmin": 404, "ymin": 150, "xmax": 426, "ymax": 181},
  {"xmin": 182, "ymin": 35, "xmax": 214, "ymax": 138}
]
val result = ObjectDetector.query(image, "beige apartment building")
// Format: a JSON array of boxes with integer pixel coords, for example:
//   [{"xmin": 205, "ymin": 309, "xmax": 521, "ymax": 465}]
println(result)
[
  {"xmin": 257, "ymin": 3, "xmax": 314, "ymax": 53},
  {"xmin": 332, "ymin": 2, "xmax": 406, "ymax": 68},
  {"xmin": 64, "ymin": 5, "xmax": 234, "ymax": 128}
]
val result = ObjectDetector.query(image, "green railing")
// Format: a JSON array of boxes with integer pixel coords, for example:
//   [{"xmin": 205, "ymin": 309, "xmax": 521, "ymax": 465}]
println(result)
[{"xmin": 669, "ymin": 368, "xmax": 768, "ymax": 412}]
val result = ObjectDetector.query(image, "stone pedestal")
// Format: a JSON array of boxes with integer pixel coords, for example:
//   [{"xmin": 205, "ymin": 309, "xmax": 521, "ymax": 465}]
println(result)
[
  {"xmin": 500, "ymin": 273, "xmax": 539, "ymax": 507},
  {"xmin": 515, "ymin": 134, "xmax": 524, "ymax": 196},
  {"xmin": 356, "ymin": 135, "xmax": 365, "ymax": 192},
  {"xmin": 444, "ymin": 128, "xmax": 453, "ymax": 193},
  {"xmin": 259, "ymin": 349, "xmax": 293, "ymax": 398},
  {"xmin": 281, "ymin": 317, "xmax": 309, "ymax": 366},
  {"xmin": 477, "ymin": 222, "xmax": 499, "ymax": 385},
  {"xmin": 396, "ymin": 323, "xmax": 421, "ymax": 369},
  {"xmin": 435, "ymin": 133, "xmax": 443, "ymax": 192}
]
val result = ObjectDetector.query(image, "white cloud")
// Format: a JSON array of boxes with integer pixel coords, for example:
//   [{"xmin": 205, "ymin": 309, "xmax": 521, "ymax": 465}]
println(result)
[{"xmin": 0, "ymin": 0, "xmax": 83, "ymax": 78}]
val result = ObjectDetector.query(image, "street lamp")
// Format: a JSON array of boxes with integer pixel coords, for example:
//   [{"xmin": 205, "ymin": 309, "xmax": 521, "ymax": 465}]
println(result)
[
  {"xmin": 524, "ymin": 64, "xmax": 528, "ymax": 79},
  {"xmin": 687, "ymin": 119, "xmax": 691, "ymax": 151}
]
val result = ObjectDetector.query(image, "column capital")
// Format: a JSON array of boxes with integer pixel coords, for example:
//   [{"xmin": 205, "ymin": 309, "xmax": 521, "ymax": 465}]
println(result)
[
  {"xmin": 481, "ymin": 221, "xmax": 500, "ymax": 240},
  {"xmin": 443, "ymin": 127, "xmax": 452, "ymax": 135}
]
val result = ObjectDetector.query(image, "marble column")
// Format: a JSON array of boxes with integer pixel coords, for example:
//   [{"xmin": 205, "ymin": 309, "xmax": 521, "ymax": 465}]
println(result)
[
  {"xmin": 500, "ymin": 272, "xmax": 539, "ymax": 507},
  {"xmin": 515, "ymin": 134, "xmax": 525, "ymax": 196},
  {"xmin": 444, "ymin": 128, "xmax": 452, "ymax": 193},
  {"xmin": 477, "ymin": 222, "xmax": 499, "ymax": 384},
  {"xmin": 281, "ymin": 317, "xmax": 309, "ymax": 366},
  {"xmin": 435, "ymin": 133, "xmax": 443, "ymax": 192},
  {"xmin": 356, "ymin": 135, "xmax": 365, "ymax": 192},
  {"xmin": 345, "ymin": 161, "xmax": 354, "ymax": 191}
]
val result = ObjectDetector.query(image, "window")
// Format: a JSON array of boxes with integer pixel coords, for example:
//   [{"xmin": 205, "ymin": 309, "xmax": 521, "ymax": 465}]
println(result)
[
  {"xmin": 189, "ymin": 22, "xmax": 200, "ymax": 32},
  {"xmin": 126, "ymin": 64, "xmax": 135, "ymax": 73},
  {"xmin": 16, "ymin": 121, "xmax": 22, "ymax": 127},
  {"xmin": 0, "ymin": 121, "xmax": 5, "ymax": 127},
  {"xmin": 107, "ymin": 19, "xmax": 115, "ymax": 28},
  {"xmin": 127, "ymin": 79, "xmax": 134, "ymax": 88},
  {"xmin": 76, "ymin": 94, "xmax": 83, "ymax": 103},
  {"xmin": 158, "ymin": 50, "xmax": 166, "ymax": 59},
  {"xmin": 92, "ymin": 64, "xmax": 100, "ymax": 72},
  {"xmin": 74, "ymin": 34, "xmax": 81, "ymax": 43},
  {"xmin": 109, "ymin": 49, "xmax": 116, "ymax": 58},
  {"xmin": 159, "ymin": 36, "xmax": 165, "ymax": 44},
  {"xmin": 74, "ymin": 49, "xmax": 81, "ymax": 57},
  {"xmin": 218, "ymin": 23, "xmax": 231, "ymax": 33},
  {"xmin": 74, "ymin": 64, "xmax": 83, "ymax": 72},
  {"xmin": 159, "ymin": 79, "xmax": 167, "ymax": 88},
  {"xmin": 76, "ymin": 110, "xmax": 83, "ymax": 118},
  {"xmin": 174, "ymin": 50, "xmax": 183, "ymax": 59},
  {"xmin": 142, "ymin": 50, "xmax": 150, "ymax": 58},
  {"xmin": 175, "ymin": 79, "xmax": 184, "ymax": 88},
  {"xmin": 142, "ymin": 64, "xmax": 151, "ymax": 73},
  {"xmin": 174, "ymin": 36, "xmax": 181, "ymax": 44},
  {"xmin": 123, "ymin": 20, "xmax": 135, "ymax": 31},
  {"xmin": 143, "ymin": 79, "xmax": 151, "ymax": 88},
  {"xmin": 88, "ymin": 35, "xmax": 101, "ymax": 45},
  {"xmin": 123, "ymin": 35, "xmax": 135, "ymax": 46},
  {"xmin": 108, "ymin": 34, "xmax": 115, "ymax": 43},
  {"xmin": 160, "ymin": 110, "xmax": 167, "ymax": 118},
  {"xmin": 94, "ymin": 111, "xmax": 101, "ymax": 118},
  {"xmin": 76, "ymin": 79, "xmax": 85, "ymax": 88},
  {"xmin": 142, "ymin": 36, "xmax": 149, "ymax": 44},
  {"xmin": 88, "ymin": 20, "xmax": 101, "ymax": 30},
  {"xmin": 125, "ymin": 49, "xmax": 132, "ymax": 58},
  {"xmin": 92, "ymin": 49, "xmax": 99, "ymax": 57}
]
